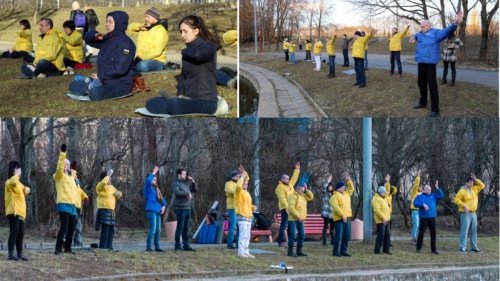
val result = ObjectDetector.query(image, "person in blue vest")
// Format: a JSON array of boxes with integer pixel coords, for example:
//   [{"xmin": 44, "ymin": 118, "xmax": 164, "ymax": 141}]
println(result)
[
  {"xmin": 409, "ymin": 12, "xmax": 463, "ymax": 118},
  {"xmin": 144, "ymin": 166, "xmax": 167, "ymax": 252},
  {"xmin": 413, "ymin": 180, "xmax": 444, "ymax": 254}
]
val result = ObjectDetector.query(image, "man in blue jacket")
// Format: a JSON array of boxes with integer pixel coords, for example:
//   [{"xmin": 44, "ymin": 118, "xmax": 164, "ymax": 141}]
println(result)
[
  {"xmin": 410, "ymin": 12, "xmax": 463, "ymax": 118},
  {"xmin": 413, "ymin": 180, "xmax": 444, "ymax": 254}
]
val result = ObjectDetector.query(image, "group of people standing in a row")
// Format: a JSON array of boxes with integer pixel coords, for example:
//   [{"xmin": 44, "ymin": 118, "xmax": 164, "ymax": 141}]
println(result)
[{"xmin": 280, "ymin": 12, "xmax": 464, "ymax": 117}]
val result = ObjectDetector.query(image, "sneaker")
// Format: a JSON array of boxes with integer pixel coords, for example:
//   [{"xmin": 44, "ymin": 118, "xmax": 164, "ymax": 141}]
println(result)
[
  {"xmin": 471, "ymin": 249, "xmax": 482, "ymax": 253},
  {"xmin": 146, "ymin": 248, "xmax": 153, "ymax": 252},
  {"xmin": 155, "ymin": 249, "xmax": 164, "ymax": 252},
  {"xmin": 245, "ymin": 253, "xmax": 255, "ymax": 259},
  {"xmin": 383, "ymin": 251, "xmax": 392, "ymax": 255},
  {"xmin": 37, "ymin": 73, "xmax": 46, "ymax": 79},
  {"xmin": 237, "ymin": 253, "xmax": 248, "ymax": 258},
  {"xmin": 227, "ymin": 245, "xmax": 236, "ymax": 250},
  {"xmin": 54, "ymin": 251, "xmax": 63, "ymax": 255},
  {"xmin": 174, "ymin": 247, "xmax": 182, "ymax": 251},
  {"xmin": 459, "ymin": 249, "xmax": 467, "ymax": 254},
  {"xmin": 183, "ymin": 246, "xmax": 196, "ymax": 252},
  {"xmin": 341, "ymin": 252, "xmax": 351, "ymax": 257},
  {"xmin": 432, "ymin": 251, "xmax": 439, "ymax": 255}
]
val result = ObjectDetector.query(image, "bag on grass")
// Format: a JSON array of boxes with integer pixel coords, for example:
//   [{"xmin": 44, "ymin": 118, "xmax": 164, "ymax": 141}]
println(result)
[{"xmin": 253, "ymin": 212, "xmax": 272, "ymax": 230}]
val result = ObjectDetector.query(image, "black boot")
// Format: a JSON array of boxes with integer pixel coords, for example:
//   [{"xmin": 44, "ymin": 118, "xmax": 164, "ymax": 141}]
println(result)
[
  {"xmin": 17, "ymin": 250, "xmax": 28, "ymax": 261},
  {"xmin": 441, "ymin": 78, "xmax": 447, "ymax": 85},
  {"xmin": 296, "ymin": 246, "xmax": 307, "ymax": 257},
  {"xmin": 450, "ymin": 79, "xmax": 455, "ymax": 87},
  {"xmin": 8, "ymin": 251, "xmax": 18, "ymax": 261},
  {"xmin": 322, "ymin": 229, "xmax": 327, "ymax": 245},
  {"xmin": 287, "ymin": 247, "xmax": 296, "ymax": 257}
]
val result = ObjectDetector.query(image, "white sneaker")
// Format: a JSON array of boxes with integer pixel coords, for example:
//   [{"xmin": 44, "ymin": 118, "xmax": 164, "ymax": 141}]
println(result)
[
  {"xmin": 27, "ymin": 64, "xmax": 36, "ymax": 72},
  {"xmin": 237, "ymin": 253, "xmax": 248, "ymax": 258},
  {"xmin": 245, "ymin": 253, "xmax": 255, "ymax": 259},
  {"xmin": 37, "ymin": 73, "xmax": 46, "ymax": 79}
]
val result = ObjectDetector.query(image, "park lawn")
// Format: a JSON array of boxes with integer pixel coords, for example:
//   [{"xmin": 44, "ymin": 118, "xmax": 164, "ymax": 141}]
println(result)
[
  {"xmin": 0, "ymin": 58, "xmax": 236, "ymax": 118},
  {"xmin": 0, "ymin": 236, "xmax": 497, "ymax": 280},
  {"xmin": 244, "ymin": 56, "xmax": 498, "ymax": 118}
]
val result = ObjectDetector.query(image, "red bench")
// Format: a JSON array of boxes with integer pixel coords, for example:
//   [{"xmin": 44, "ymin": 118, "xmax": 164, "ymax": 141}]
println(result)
[
  {"xmin": 274, "ymin": 213, "xmax": 329, "ymax": 236},
  {"xmin": 223, "ymin": 223, "xmax": 273, "ymax": 243}
]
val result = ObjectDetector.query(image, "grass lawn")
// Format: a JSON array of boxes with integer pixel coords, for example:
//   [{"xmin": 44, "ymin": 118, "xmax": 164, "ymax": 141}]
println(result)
[
  {"xmin": 0, "ymin": 236, "xmax": 497, "ymax": 280},
  {"xmin": 242, "ymin": 55, "xmax": 498, "ymax": 118}
]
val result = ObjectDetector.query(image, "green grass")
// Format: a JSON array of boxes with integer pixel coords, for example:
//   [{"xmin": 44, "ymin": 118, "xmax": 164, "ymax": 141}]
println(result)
[
  {"xmin": 0, "ymin": 236, "xmax": 497, "ymax": 280},
  {"xmin": 241, "ymin": 54, "xmax": 498, "ymax": 118}
]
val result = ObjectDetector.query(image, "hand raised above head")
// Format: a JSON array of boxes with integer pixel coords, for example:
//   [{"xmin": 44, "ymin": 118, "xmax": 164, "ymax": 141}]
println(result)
[
  {"xmin": 153, "ymin": 166, "xmax": 159, "ymax": 175},
  {"xmin": 61, "ymin": 143, "xmax": 67, "ymax": 152}
]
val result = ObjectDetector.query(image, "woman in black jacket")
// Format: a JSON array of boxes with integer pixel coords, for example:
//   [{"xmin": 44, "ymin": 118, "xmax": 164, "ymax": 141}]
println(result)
[{"xmin": 144, "ymin": 15, "xmax": 221, "ymax": 115}]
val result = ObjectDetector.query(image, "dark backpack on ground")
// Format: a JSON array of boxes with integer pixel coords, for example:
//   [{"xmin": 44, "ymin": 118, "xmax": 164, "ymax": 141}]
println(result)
[
  {"xmin": 253, "ymin": 212, "xmax": 272, "ymax": 230},
  {"xmin": 74, "ymin": 10, "xmax": 87, "ymax": 28}
]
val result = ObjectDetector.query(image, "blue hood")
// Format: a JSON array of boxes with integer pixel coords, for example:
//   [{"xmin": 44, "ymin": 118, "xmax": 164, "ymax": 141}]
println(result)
[{"xmin": 107, "ymin": 11, "xmax": 128, "ymax": 34}]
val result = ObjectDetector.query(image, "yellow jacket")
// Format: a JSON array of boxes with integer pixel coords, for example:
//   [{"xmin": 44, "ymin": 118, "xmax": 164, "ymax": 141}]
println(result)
[
  {"xmin": 59, "ymin": 30, "xmax": 83, "ymax": 63},
  {"xmin": 275, "ymin": 168, "xmax": 299, "ymax": 210},
  {"xmin": 96, "ymin": 176, "xmax": 122, "ymax": 210},
  {"xmin": 234, "ymin": 179, "xmax": 255, "ymax": 218},
  {"xmin": 384, "ymin": 182, "xmax": 398, "ymax": 214},
  {"xmin": 4, "ymin": 175, "xmax": 30, "ymax": 219},
  {"xmin": 222, "ymin": 30, "xmax": 237, "ymax": 47},
  {"xmin": 326, "ymin": 37, "xmax": 336, "ymax": 56},
  {"xmin": 225, "ymin": 171, "xmax": 248, "ymax": 209},
  {"xmin": 14, "ymin": 29, "xmax": 33, "ymax": 52},
  {"xmin": 330, "ymin": 190, "xmax": 351, "ymax": 222},
  {"xmin": 305, "ymin": 43, "xmax": 312, "ymax": 51},
  {"xmin": 389, "ymin": 26, "xmax": 409, "ymax": 51},
  {"xmin": 283, "ymin": 41, "xmax": 290, "ymax": 50},
  {"xmin": 54, "ymin": 152, "xmax": 79, "ymax": 206},
  {"xmin": 289, "ymin": 43, "xmax": 297, "ymax": 52},
  {"xmin": 372, "ymin": 193, "xmax": 390, "ymax": 224},
  {"xmin": 453, "ymin": 179, "xmax": 485, "ymax": 212},
  {"xmin": 287, "ymin": 190, "xmax": 314, "ymax": 221},
  {"xmin": 128, "ymin": 23, "xmax": 168, "ymax": 62},
  {"xmin": 352, "ymin": 34, "xmax": 372, "ymax": 59},
  {"xmin": 70, "ymin": 170, "xmax": 88, "ymax": 209},
  {"xmin": 313, "ymin": 41, "xmax": 323, "ymax": 55},
  {"xmin": 34, "ymin": 29, "xmax": 65, "ymax": 70},
  {"xmin": 410, "ymin": 176, "xmax": 421, "ymax": 210}
]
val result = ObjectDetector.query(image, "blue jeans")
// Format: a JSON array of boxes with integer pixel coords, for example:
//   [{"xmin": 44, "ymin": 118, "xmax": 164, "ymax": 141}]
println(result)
[
  {"xmin": 411, "ymin": 210, "xmax": 419, "ymax": 241},
  {"xmin": 145, "ymin": 97, "xmax": 217, "ymax": 115},
  {"xmin": 390, "ymin": 51, "xmax": 402, "ymax": 75},
  {"xmin": 134, "ymin": 60, "xmax": 164, "ymax": 72},
  {"xmin": 146, "ymin": 211, "xmax": 161, "ymax": 250},
  {"xmin": 328, "ymin": 55, "xmax": 336, "ymax": 76},
  {"xmin": 175, "ymin": 208, "xmax": 191, "ymax": 248},
  {"xmin": 287, "ymin": 220, "xmax": 305, "ymax": 248},
  {"xmin": 99, "ymin": 224, "xmax": 114, "ymax": 249},
  {"xmin": 354, "ymin": 58, "xmax": 366, "ymax": 86},
  {"xmin": 88, "ymin": 83, "xmax": 129, "ymax": 101},
  {"xmin": 227, "ymin": 209, "xmax": 239, "ymax": 247},
  {"xmin": 216, "ymin": 69, "xmax": 232, "ymax": 86},
  {"xmin": 21, "ymin": 59, "xmax": 61, "ymax": 77},
  {"xmin": 290, "ymin": 52, "xmax": 296, "ymax": 64},
  {"xmin": 333, "ymin": 220, "xmax": 350, "ymax": 255},
  {"xmin": 364, "ymin": 50, "xmax": 368, "ymax": 70},
  {"xmin": 278, "ymin": 209, "xmax": 288, "ymax": 244},
  {"xmin": 459, "ymin": 212, "xmax": 479, "ymax": 251}
]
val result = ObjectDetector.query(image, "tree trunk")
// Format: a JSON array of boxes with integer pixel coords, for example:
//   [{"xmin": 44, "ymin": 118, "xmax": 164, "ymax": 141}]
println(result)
[{"xmin": 20, "ymin": 119, "xmax": 37, "ymax": 225}]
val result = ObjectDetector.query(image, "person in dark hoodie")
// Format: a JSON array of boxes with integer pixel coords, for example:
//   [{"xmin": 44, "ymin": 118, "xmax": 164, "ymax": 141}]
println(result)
[
  {"xmin": 69, "ymin": 11, "xmax": 136, "ymax": 101},
  {"xmin": 173, "ymin": 168, "xmax": 197, "ymax": 251},
  {"xmin": 143, "ymin": 15, "xmax": 221, "ymax": 115},
  {"xmin": 144, "ymin": 166, "xmax": 167, "ymax": 252}
]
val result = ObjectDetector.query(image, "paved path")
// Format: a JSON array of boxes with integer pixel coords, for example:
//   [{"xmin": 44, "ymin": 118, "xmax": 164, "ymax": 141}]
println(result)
[
  {"xmin": 240, "ymin": 63, "xmax": 327, "ymax": 118},
  {"xmin": 248, "ymin": 51, "xmax": 499, "ymax": 89}
]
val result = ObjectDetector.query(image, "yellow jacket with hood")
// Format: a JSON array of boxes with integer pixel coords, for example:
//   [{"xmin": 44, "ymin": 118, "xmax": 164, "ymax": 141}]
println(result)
[{"xmin": 128, "ymin": 22, "xmax": 168, "ymax": 62}]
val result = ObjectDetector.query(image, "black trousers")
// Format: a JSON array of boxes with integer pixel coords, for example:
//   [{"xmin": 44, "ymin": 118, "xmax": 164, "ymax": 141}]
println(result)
[
  {"xmin": 284, "ymin": 50, "xmax": 289, "ymax": 61},
  {"xmin": 2, "ymin": 50, "xmax": 28, "ymax": 59},
  {"xmin": 56, "ymin": 212, "xmax": 77, "ymax": 252},
  {"xmin": 417, "ymin": 63, "xmax": 439, "ymax": 113},
  {"xmin": 343, "ymin": 49, "xmax": 349, "ymax": 66},
  {"xmin": 322, "ymin": 217, "xmax": 334, "ymax": 244},
  {"xmin": 374, "ymin": 223, "xmax": 391, "ymax": 253},
  {"xmin": 7, "ymin": 215, "xmax": 25, "ymax": 253},
  {"xmin": 416, "ymin": 217, "xmax": 437, "ymax": 252},
  {"xmin": 99, "ymin": 224, "xmax": 115, "ymax": 249},
  {"xmin": 442, "ymin": 61, "xmax": 456, "ymax": 81}
]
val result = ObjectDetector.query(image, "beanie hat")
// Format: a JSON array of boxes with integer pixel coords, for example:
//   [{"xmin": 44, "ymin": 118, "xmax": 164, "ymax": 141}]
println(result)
[
  {"xmin": 361, "ymin": 31, "xmax": 366, "ymax": 36},
  {"xmin": 377, "ymin": 186, "xmax": 386, "ymax": 194},
  {"xmin": 354, "ymin": 31, "xmax": 362, "ymax": 36},
  {"xmin": 145, "ymin": 7, "xmax": 160, "ymax": 20},
  {"xmin": 335, "ymin": 181, "xmax": 345, "ymax": 190},
  {"xmin": 230, "ymin": 169, "xmax": 240, "ymax": 179}
]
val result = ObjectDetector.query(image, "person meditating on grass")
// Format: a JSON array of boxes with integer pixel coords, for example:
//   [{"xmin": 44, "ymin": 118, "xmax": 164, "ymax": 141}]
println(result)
[
  {"xmin": 2, "ymin": 19, "xmax": 32, "ymax": 59},
  {"xmin": 59, "ymin": 20, "xmax": 84, "ymax": 75}
]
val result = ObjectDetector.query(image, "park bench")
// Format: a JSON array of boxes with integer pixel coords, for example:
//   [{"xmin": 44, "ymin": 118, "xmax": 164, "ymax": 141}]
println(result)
[
  {"xmin": 223, "ymin": 222, "xmax": 273, "ymax": 243},
  {"xmin": 274, "ymin": 213, "xmax": 329, "ymax": 236}
]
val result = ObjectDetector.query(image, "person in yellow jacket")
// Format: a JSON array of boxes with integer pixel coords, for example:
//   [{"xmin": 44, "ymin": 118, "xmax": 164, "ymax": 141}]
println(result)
[
  {"xmin": 54, "ymin": 144, "xmax": 80, "ymax": 255},
  {"xmin": 275, "ymin": 161, "xmax": 300, "ymax": 247},
  {"xmin": 372, "ymin": 186, "xmax": 391, "ymax": 255},
  {"xmin": 59, "ymin": 20, "xmax": 84, "ymax": 75},
  {"xmin": 96, "ymin": 168, "xmax": 122, "ymax": 250},
  {"xmin": 304, "ymin": 39, "xmax": 312, "ymax": 60},
  {"xmin": 287, "ymin": 182, "xmax": 314, "ymax": 257},
  {"xmin": 225, "ymin": 165, "xmax": 247, "ymax": 249},
  {"xmin": 234, "ymin": 166, "xmax": 256, "ymax": 258},
  {"xmin": 128, "ymin": 7, "xmax": 168, "ymax": 72},
  {"xmin": 313, "ymin": 38, "xmax": 323, "ymax": 71},
  {"xmin": 5, "ymin": 161, "xmax": 30, "ymax": 261},
  {"xmin": 289, "ymin": 40, "xmax": 297, "ymax": 64},
  {"xmin": 70, "ymin": 161, "xmax": 88, "ymax": 247},
  {"xmin": 409, "ymin": 174, "xmax": 422, "ymax": 242},
  {"xmin": 454, "ymin": 174, "xmax": 485, "ymax": 253},
  {"xmin": 330, "ymin": 173, "xmax": 354, "ymax": 257},
  {"xmin": 352, "ymin": 29, "xmax": 376, "ymax": 88},
  {"xmin": 383, "ymin": 173, "xmax": 398, "ymax": 246},
  {"xmin": 2, "ymin": 19, "xmax": 32, "ymax": 59},
  {"xmin": 283, "ymin": 38, "xmax": 290, "ymax": 61},
  {"xmin": 389, "ymin": 25, "xmax": 410, "ymax": 77},
  {"xmin": 21, "ymin": 18, "xmax": 65, "ymax": 78},
  {"xmin": 326, "ymin": 35, "xmax": 337, "ymax": 78}
]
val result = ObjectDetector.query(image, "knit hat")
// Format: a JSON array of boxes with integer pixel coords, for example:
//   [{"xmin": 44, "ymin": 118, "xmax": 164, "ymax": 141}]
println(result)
[
  {"xmin": 354, "ymin": 31, "xmax": 362, "ymax": 36},
  {"xmin": 361, "ymin": 31, "xmax": 366, "ymax": 36},
  {"xmin": 145, "ymin": 7, "xmax": 160, "ymax": 20},
  {"xmin": 377, "ymin": 186, "xmax": 386, "ymax": 194},
  {"xmin": 230, "ymin": 169, "xmax": 240, "ymax": 179},
  {"xmin": 335, "ymin": 181, "xmax": 345, "ymax": 190}
]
